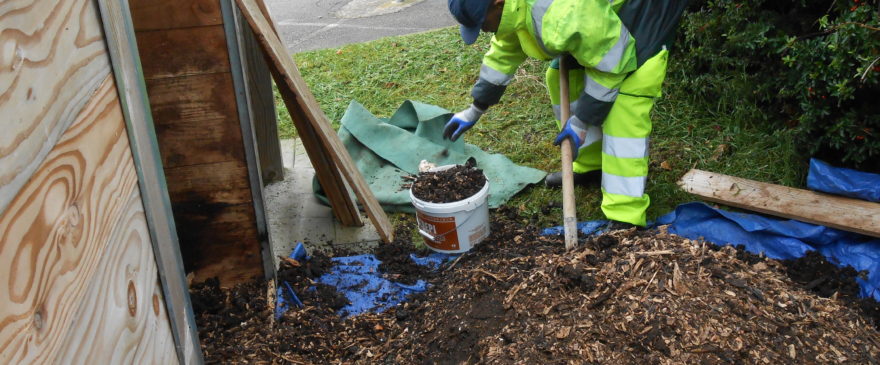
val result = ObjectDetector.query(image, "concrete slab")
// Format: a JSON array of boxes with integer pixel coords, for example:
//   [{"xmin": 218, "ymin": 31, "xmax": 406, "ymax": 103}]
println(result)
[{"xmin": 265, "ymin": 138, "xmax": 380, "ymax": 264}]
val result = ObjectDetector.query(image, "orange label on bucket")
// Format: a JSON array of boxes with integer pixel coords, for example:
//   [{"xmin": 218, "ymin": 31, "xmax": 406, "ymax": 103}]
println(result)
[{"xmin": 416, "ymin": 212, "xmax": 459, "ymax": 251}]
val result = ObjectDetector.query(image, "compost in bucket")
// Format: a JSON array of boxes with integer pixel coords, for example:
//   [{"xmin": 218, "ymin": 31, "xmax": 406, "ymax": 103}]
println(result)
[{"xmin": 410, "ymin": 163, "xmax": 490, "ymax": 253}]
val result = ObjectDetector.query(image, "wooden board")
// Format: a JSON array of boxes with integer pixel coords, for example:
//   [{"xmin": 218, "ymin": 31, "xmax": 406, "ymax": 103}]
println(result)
[
  {"xmin": 237, "ymin": 11, "xmax": 283, "ymax": 184},
  {"xmin": 0, "ymin": 76, "xmax": 177, "ymax": 363},
  {"xmin": 129, "ymin": 0, "xmax": 222, "ymax": 31},
  {"xmin": 146, "ymin": 73, "xmax": 246, "ymax": 168},
  {"xmin": 136, "ymin": 25, "xmax": 231, "ymax": 79},
  {"xmin": 678, "ymin": 169, "xmax": 880, "ymax": 238},
  {"xmin": 0, "ymin": 0, "xmax": 111, "ymax": 215},
  {"xmin": 237, "ymin": 0, "xmax": 393, "ymax": 242}
]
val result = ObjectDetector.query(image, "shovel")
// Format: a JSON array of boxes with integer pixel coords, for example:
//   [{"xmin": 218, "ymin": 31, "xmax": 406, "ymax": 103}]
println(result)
[{"xmin": 558, "ymin": 56, "xmax": 578, "ymax": 250}]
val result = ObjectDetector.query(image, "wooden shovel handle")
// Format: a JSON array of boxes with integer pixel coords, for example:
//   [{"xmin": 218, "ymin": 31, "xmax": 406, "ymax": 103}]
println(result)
[{"xmin": 559, "ymin": 56, "xmax": 578, "ymax": 250}]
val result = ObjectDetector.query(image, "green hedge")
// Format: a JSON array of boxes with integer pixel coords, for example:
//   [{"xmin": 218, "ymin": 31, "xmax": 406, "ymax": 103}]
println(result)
[{"xmin": 677, "ymin": 0, "xmax": 880, "ymax": 171}]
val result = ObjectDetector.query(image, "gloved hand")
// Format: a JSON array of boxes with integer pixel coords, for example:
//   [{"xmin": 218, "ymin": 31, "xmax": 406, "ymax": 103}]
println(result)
[
  {"xmin": 443, "ymin": 104, "xmax": 486, "ymax": 141},
  {"xmin": 553, "ymin": 115, "xmax": 588, "ymax": 159}
]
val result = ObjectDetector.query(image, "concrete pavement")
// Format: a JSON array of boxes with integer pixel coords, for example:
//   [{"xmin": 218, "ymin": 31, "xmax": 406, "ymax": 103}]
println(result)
[{"xmin": 265, "ymin": 0, "xmax": 457, "ymax": 53}]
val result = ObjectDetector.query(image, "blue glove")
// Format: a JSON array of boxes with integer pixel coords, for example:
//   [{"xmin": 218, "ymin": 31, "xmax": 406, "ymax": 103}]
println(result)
[
  {"xmin": 443, "ymin": 104, "xmax": 486, "ymax": 141},
  {"xmin": 553, "ymin": 116, "xmax": 588, "ymax": 159}
]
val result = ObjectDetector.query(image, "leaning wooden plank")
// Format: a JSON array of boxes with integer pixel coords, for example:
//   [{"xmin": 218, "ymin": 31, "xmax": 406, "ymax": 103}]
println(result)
[
  {"xmin": 245, "ymin": 0, "xmax": 360, "ymax": 226},
  {"xmin": 237, "ymin": 0, "xmax": 394, "ymax": 242},
  {"xmin": 678, "ymin": 169, "xmax": 880, "ymax": 238},
  {"xmin": 245, "ymin": 0, "xmax": 360, "ymax": 225},
  {"xmin": 279, "ymin": 84, "xmax": 363, "ymax": 226}
]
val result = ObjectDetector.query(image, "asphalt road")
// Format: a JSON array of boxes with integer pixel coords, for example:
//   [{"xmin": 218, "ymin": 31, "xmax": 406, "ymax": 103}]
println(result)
[{"xmin": 265, "ymin": 0, "xmax": 457, "ymax": 53}]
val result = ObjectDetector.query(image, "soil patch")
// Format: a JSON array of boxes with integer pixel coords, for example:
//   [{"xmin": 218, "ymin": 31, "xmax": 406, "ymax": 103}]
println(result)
[
  {"xmin": 376, "ymin": 220, "xmax": 435, "ymax": 284},
  {"xmin": 411, "ymin": 161, "xmax": 486, "ymax": 203},
  {"xmin": 191, "ymin": 207, "xmax": 880, "ymax": 363}
]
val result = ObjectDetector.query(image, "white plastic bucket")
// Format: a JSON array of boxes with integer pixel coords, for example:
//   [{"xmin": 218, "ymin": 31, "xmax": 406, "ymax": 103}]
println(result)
[{"xmin": 409, "ymin": 165, "xmax": 490, "ymax": 253}]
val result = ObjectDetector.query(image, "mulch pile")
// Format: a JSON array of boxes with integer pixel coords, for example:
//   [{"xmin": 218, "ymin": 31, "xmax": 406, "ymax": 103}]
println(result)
[
  {"xmin": 190, "ymin": 208, "xmax": 880, "ymax": 364},
  {"xmin": 411, "ymin": 161, "xmax": 486, "ymax": 203}
]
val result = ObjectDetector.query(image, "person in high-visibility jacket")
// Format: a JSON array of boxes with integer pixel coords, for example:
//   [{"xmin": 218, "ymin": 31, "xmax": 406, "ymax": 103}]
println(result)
[{"xmin": 445, "ymin": 0, "xmax": 689, "ymax": 227}]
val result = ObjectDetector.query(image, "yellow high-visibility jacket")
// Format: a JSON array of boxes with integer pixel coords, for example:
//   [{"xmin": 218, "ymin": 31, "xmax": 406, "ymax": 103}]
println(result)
[{"xmin": 472, "ymin": 0, "xmax": 689, "ymax": 126}]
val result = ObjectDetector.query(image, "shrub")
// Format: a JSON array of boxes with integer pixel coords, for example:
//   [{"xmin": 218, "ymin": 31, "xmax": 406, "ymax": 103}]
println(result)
[{"xmin": 677, "ymin": 0, "xmax": 880, "ymax": 171}]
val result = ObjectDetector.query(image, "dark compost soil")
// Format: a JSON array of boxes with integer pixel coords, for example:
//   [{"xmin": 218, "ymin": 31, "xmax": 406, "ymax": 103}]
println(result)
[
  {"xmin": 411, "ymin": 162, "xmax": 486, "ymax": 203},
  {"xmin": 190, "ymin": 208, "xmax": 880, "ymax": 364}
]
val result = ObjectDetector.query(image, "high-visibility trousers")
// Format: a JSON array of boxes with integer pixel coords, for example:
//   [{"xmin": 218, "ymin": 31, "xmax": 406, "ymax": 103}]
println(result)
[{"xmin": 546, "ymin": 50, "xmax": 669, "ymax": 226}]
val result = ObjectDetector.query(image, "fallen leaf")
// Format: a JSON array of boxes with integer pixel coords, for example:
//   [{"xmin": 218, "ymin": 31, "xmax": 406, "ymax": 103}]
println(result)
[{"xmin": 660, "ymin": 160, "xmax": 672, "ymax": 170}]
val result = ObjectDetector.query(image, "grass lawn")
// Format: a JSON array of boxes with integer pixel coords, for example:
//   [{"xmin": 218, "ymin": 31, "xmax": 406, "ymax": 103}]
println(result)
[{"xmin": 277, "ymin": 27, "xmax": 805, "ymax": 229}]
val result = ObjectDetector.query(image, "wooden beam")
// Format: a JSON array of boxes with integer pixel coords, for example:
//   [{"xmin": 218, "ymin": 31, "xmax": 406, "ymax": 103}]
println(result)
[
  {"xmin": 247, "ymin": 0, "xmax": 361, "ymax": 226},
  {"xmin": 95, "ymin": 0, "xmax": 203, "ymax": 362},
  {"xmin": 678, "ymin": 169, "xmax": 880, "ymax": 238},
  {"xmin": 235, "ymin": 0, "xmax": 393, "ymax": 242},
  {"xmin": 246, "ymin": 0, "xmax": 360, "ymax": 225}
]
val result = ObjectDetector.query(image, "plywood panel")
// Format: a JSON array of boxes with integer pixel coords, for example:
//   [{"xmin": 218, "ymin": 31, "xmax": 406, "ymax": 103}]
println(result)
[
  {"xmin": 55, "ymin": 189, "xmax": 178, "ymax": 364},
  {"xmin": 146, "ymin": 72, "xmax": 246, "ymax": 168},
  {"xmin": 129, "ymin": 0, "xmax": 222, "ymax": 31},
  {"xmin": 0, "ymin": 0, "xmax": 111, "ymax": 215},
  {"xmin": 0, "ymin": 77, "xmax": 176, "ymax": 363},
  {"xmin": 136, "ymin": 25, "xmax": 230, "ymax": 79}
]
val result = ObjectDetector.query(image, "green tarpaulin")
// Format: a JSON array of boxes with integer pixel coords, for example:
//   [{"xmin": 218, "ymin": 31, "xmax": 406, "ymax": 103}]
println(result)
[{"xmin": 313, "ymin": 100, "xmax": 547, "ymax": 213}]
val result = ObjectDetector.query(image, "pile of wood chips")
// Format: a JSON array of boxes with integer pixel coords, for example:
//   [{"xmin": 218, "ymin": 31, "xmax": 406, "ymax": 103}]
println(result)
[
  {"xmin": 192, "ymin": 211, "xmax": 880, "ymax": 364},
  {"xmin": 366, "ymin": 225, "xmax": 880, "ymax": 364}
]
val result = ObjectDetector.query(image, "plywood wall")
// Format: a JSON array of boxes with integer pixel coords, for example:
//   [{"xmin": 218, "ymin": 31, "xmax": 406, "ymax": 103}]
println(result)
[
  {"xmin": 0, "ymin": 0, "xmax": 179, "ymax": 362},
  {"xmin": 0, "ymin": 77, "xmax": 179, "ymax": 363},
  {"xmin": 130, "ymin": 0, "xmax": 265, "ymax": 286}
]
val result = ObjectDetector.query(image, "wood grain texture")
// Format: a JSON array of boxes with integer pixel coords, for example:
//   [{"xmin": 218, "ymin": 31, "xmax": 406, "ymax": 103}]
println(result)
[
  {"xmin": 237, "ymin": 0, "xmax": 392, "ymax": 241},
  {"xmin": 146, "ymin": 72, "xmax": 246, "ymax": 168},
  {"xmin": 55, "ymin": 189, "xmax": 178, "ymax": 364},
  {"xmin": 0, "ymin": 76, "xmax": 176, "ymax": 363},
  {"xmin": 129, "ymin": 0, "xmax": 222, "ymax": 31},
  {"xmin": 0, "ymin": 0, "xmax": 111, "ymax": 215},
  {"xmin": 679, "ymin": 169, "xmax": 880, "ymax": 238},
  {"xmin": 136, "ymin": 25, "xmax": 230, "ymax": 80}
]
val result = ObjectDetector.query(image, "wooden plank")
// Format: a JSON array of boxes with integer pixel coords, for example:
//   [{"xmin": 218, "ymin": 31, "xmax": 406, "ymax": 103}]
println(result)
[
  {"xmin": 136, "ymin": 25, "xmax": 231, "ymax": 80},
  {"xmin": 0, "ymin": 76, "xmax": 175, "ymax": 363},
  {"xmin": 96, "ymin": 0, "xmax": 204, "ymax": 361},
  {"xmin": 280, "ymin": 85, "xmax": 363, "ymax": 226},
  {"xmin": 238, "ymin": 13, "xmax": 283, "ymax": 184},
  {"xmin": 129, "ymin": 0, "xmax": 222, "ymax": 31},
  {"xmin": 237, "ymin": 0, "xmax": 394, "ymax": 241},
  {"xmin": 146, "ymin": 72, "xmax": 246, "ymax": 168},
  {"xmin": 0, "ymin": 0, "xmax": 111, "ymax": 215},
  {"xmin": 678, "ymin": 169, "xmax": 880, "ymax": 238},
  {"xmin": 55, "ymin": 189, "xmax": 178, "ymax": 364},
  {"xmin": 222, "ymin": 0, "xmax": 275, "ymax": 280}
]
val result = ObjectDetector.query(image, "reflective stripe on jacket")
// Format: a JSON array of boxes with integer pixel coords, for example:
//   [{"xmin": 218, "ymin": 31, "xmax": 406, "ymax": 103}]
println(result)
[{"xmin": 471, "ymin": 0, "xmax": 688, "ymax": 126}]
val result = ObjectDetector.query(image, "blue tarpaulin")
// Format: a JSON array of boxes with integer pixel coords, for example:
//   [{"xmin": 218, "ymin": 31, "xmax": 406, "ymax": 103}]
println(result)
[
  {"xmin": 276, "ymin": 244, "xmax": 456, "ymax": 318},
  {"xmin": 808, "ymin": 158, "xmax": 880, "ymax": 202}
]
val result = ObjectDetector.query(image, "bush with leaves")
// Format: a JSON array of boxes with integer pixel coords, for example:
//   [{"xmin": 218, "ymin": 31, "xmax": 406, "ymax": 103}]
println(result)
[{"xmin": 677, "ymin": 0, "xmax": 880, "ymax": 171}]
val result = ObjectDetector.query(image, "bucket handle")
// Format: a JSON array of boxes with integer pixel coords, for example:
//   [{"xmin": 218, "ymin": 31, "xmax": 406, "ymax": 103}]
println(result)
[{"xmin": 417, "ymin": 209, "xmax": 481, "ymax": 242}]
